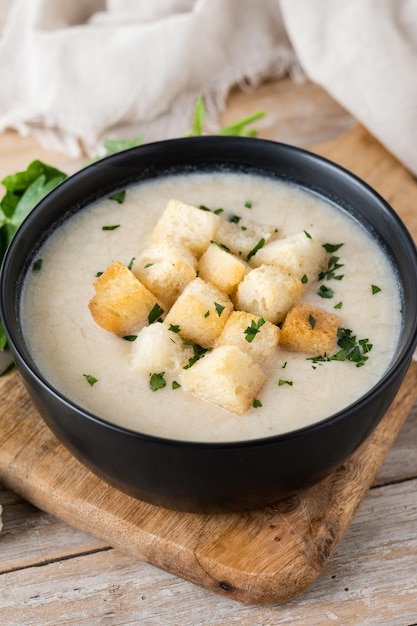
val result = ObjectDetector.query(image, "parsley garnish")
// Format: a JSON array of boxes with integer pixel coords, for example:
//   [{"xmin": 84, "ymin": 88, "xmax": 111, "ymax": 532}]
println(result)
[
  {"xmin": 334, "ymin": 301, "xmax": 343, "ymax": 309},
  {"xmin": 199, "ymin": 204, "xmax": 211, "ymax": 212},
  {"xmin": 32, "ymin": 258, "xmax": 43, "ymax": 271},
  {"xmin": 318, "ymin": 256, "xmax": 344, "ymax": 281},
  {"xmin": 253, "ymin": 398, "xmax": 262, "ymax": 408},
  {"xmin": 123, "ymin": 335, "xmax": 137, "ymax": 342},
  {"xmin": 168, "ymin": 324, "xmax": 181, "ymax": 333},
  {"xmin": 245, "ymin": 201, "xmax": 253, "ymax": 208},
  {"xmin": 322, "ymin": 243, "xmax": 344, "ymax": 253},
  {"xmin": 95, "ymin": 271, "xmax": 103, "ymax": 277},
  {"xmin": 371, "ymin": 285, "xmax": 381, "ymax": 294},
  {"xmin": 204, "ymin": 311, "xmax": 210, "ymax": 318},
  {"xmin": 230, "ymin": 215, "xmax": 241, "ymax": 224},
  {"xmin": 308, "ymin": 314, "xmax": 316, "ymax": 329},
  {"xmin": 244, "ymin": 318, "xmax": 266, "ymax": 342},
  {"xmin": 308, "ymin": 328, "xmax": 373, "ymax": 368},
  {"xmin": 127, "ymin": 257, "xmax": 135, "ymax": 270},
  {"xmin": 172, "ymin": 380, "xmax": 181, "ymax": 389},
  {"xmin": 304, "ymin": 230, "xmax": 312, "ymax": 239},
  {"xmin": 214, "ymin": 302, "xmax": 225, "ymax": 317},
  {"xmin": 214, "ymin": 208, "xmax": 224, "ymax": 215},
  {"xmin": 301, "ymin": 274, "xmax": 308, "ymax": 284},
  {"xmin": 278, "ymin": 379, "xmax": 293, "ymax": 386},
  {"xmin": 148, "ymin": 303, "xmax": 164, "ymax": 324},
  {"xmin": 317, "ymin": 284, "xmax": 334, "ymax": 299},
  {"xmin": 149, "ymin": 372, "xmax": 166, "ymax": 391},
  {"xmin": 183, "ymin": 340, "xmax": 209, "ymax": 369},
  {"xmin": 210, "ymin": 240, "xmax": 230, "ymax": 253},
  {"xmin": 109, "ymin": 190, "xmax": 126, "ymax": 204},
  {"xmin": 102, "ymin": 224, "xmax": 120, "ymax": 231},
  {"xmin": 247, "ymin": 237, "xmax": 265, "ymax": 261},
  {"xmin": 144, "ymin": 262, "xmax": 154, "ymax": 268},
  {"xmin": 83, "ymin": 374, "xmax": 98, "ymax": 387}
]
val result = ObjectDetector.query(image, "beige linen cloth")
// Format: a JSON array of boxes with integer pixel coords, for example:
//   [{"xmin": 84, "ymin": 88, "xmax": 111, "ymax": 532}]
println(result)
[{"xmin": 0, "ymin": 0, "xmax": 416, "ymax": 174}]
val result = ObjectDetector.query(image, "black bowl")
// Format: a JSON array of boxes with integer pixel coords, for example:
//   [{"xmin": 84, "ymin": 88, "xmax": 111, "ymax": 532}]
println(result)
[{"xmin": 2, "ymin": 137, "xmax": 417, "ymax": 513}]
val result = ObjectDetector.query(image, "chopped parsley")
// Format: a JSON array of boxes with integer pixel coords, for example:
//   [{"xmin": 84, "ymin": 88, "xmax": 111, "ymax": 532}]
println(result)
[
  {"xmin": 334, "ymin": 301, "xmax": 343, "ymax": 309},
  {"xmin": 183, "ymin": 340, "xmax": 210, "ymax": 369},
  {"xmin": 109, "ymin": 190, "xmax": 126, "ymax": 204},
  {"xmin": 214, "ymin": 302, "xmax": 225, "ymax": 317},
  {"xmin": 322, "ymin": 242, "xmax": 344, "ymax": 253},
  {"xmin": 214, "ymin": 208, "xmax": 224, "ymax": 215},
  {"xmin": 83, "ymin": 374, "xmax": 98, "ymax": 387},
  {"xmin": 278, "ymin": 379, "xmax": 293, "ymax": 386},
  {"xmin": 123, "ymin": 335, "xmax": 137, "ymax": 342},
  {"xmin": 204, "ymin": 311, "xmax": 210, "ymax": 318},
  {"xmin": 210, "ymin": 240, "xmax": 230, "ymax": 253},
  {"xmin": 308, "ymin": 314, "xmax": 316, "ymax": 329},
  {"xmin": 245, "ymin": 201, "xmax": 253, "ymax": 208},
  {"xmin": 301, "ymin": 274, "xmax": 308, "ymax": 284},
  {"xmin": 304, "ymin": 230, "xmax": 312, "ymax": 239},
  {"xmin": 230, "ymin": 215, "xmax": 242, "ymax": 224},
  {"xmin": 317, "ymin": 284, "xmax": 334, "ymax": 299},
  {"xmin": 95, "ymin": 271, "xmax": 103, "ymax": 277},
  {"xmin": 247, "ymin": 237, "xmax": 265, "ymax": 261},
  {"xmin": 244, "ymin": 317, "xmax": 266, "ymax": 342},
  {"xmin": 308, "ymin": 328, "xmax": 373, "ymax": 368},
  {"xmin": 102, "ymin": 224, "xmax": 120, "ymax": 231},
  {"xmin": 168, "ymin": 324, "xmax": 181, "ymax": 333},
  {"xmin": 149, "ymin": 372, "xmax": 166, "ymax": 391},
  {"xmin": 318, "ymin": 255, "xmax": 344, "ymax": 281},
  {"xmin": 144, "ymin": 262, "xmax": 154, "ymax": 268},
  {"xmin": 199, "ymin": 204, "xmax": 211, "ymax": 212},
  {"xmin": 127, "ymin": 257, "xmax": 135, "ymax": 270},
  {"xmin": 148, "ymin": 303, "xmax": 164, "ymax": 324},
  {"xmin": 172, "ymin": 380, "xmax": 181, "ymax": 389},
  {"xmin": 32, "ymin": 258, "xmax": 43, "ymax": 271},
  {"xmin": 253, "ymin": 398, "xmax": 262, "ymax": 408},
  {"xmin": 371, "ymin": 284, "xmax": 381, "ymax": 294}
]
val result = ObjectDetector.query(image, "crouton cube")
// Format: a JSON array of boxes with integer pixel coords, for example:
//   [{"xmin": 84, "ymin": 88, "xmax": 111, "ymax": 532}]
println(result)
[
  {"xmin": 234, "ymin": 265, "xmax": 303, "ymax": 324},
  {"xmin": 279, "ymin": 302, "xmax": 340, "ymax": 354},
  {"xmin": 215, "ymin": 311, "xmax": 279, "ymax": 362},
  {"xmin": 214, "ymin": 219, "xmax": 276, "ymax": 259},
  {"xmin": 151, "ymin": 199, "xmax": 220, "ymax": 257},
  {"xmin": 250, "ymin": 232, "xmax": 327, "ymax": 281},
  {"xmin": 130, "ymin": 322, "xmax": 194, "ymax": 372},
  {"xmin": 182, "ymin": 345, "xmax": 266, "ymax": 415},
  {"xmin": 132, "ymin": 242, "xmax": 197, "ymax": 307},
  {"xmin": 198, "ymin": 243, "xmax": 247, "ymax": 294},
  {"xmin": 164, "ymin": 277, "xmax": 233, "ymax": 348},
  {"xmin": 89, "ymin": 261, "xmax": 164, "ymax": 336}
]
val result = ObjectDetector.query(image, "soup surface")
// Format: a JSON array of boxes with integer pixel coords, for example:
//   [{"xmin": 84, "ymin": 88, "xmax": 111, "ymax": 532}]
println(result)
[{"xmin": 21, "ymin": 171, "xmax": 403, "ymax": 442}]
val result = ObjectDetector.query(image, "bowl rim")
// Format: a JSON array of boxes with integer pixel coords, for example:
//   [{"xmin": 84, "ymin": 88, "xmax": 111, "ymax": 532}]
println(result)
[{"xmin": 2, "ymin": 135, "xmax": 417, "ymax": 449}]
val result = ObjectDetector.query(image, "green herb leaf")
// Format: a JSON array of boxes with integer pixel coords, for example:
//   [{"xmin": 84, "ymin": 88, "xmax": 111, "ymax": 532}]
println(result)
[
  {"xmin": 318, "ymin": 255, "xmax": 344, "ymax": 281},
  {"xmin": 218, "ymin": 110, "xmax": 266, "ymax": 137},
  {"xmin": 308, "ymin": 328, "xmax": 373, "ymax": 368},
  {"xmin": 371, "ymin": 284, "xmax": 381, "ymax": 294},
  {"xmin": 247, "ymin": 237, "xmax": 265, "ymax": 261},
  {"xmin": 301, "ymin": 274, "xmax": 308, "ymax": 284},
  {"xmin": 172, "ymin": 380, "xmax": 181, "ymax": 389},
  {"xmin": 253, "ymin": 398, "xmax": 262, "ymax": 408},
  {"xmin": 32, "ymin": 258, "xmax": 43, "ymax": 271},
  {"xmin": 334, "ymin": 301, "xmax": 343, "ymax": 309},
  {"xmin": 278, "ymin": 379, "xmax": 293, "ymax": 386},
  {"xmin": 214, "ymin": 302, "xmax": 225, "ymax": 317},
  {"xmin": 317, "ymin": 284, "xmax": 334, "ymax": 299},
  {"xmin": 199, "ymin": 204, "xmax": 211, "ymax": 212},
  {"xmin": 83, "ymin": 374, "xmax": 98, "ymax": 387},
  {"xmin": 102, "ymin": 224, "xmax": 120, "ymax": 231},
  {"xmin": 304, "ymin": 230, "xmax": 312, "ymax": 239},
  {"xmin": 109, "ymin": 190, "xmax": 126, "ymax": 204},
  {"xmin": 148, "ymin": 303, "xmax": 164, "ymax": 324},
  {"xmin": 230, "ymin": 215, "xmax": 242, "ymax": 224},
  {"xmin": 244, "ymin": 317, "xmax": 266, "ymax": 343},
  {"xmin": 149, "ymin": 372, "xmax": 166, "ymax": 391},
  {"xmin": 322, "ymin": 243, "xmax": 344, "ymax": 253},
  {"xmin": 123, "ymin": 335, "xmax": 137, "ymax": 342},
  {"xmin": 308, "ymin": 314, "xmax": 316, "ymax": 329},
  {"xmin": 244, "ymin": 201, "xmax": 253, "ymax": 208},
  {"xmin": 168, "ymin": 324, "xmax": 181, "ymax": 333},
  {"xmin": 182, "ymin": 340, "xmax": 209, "ymax": 369}
]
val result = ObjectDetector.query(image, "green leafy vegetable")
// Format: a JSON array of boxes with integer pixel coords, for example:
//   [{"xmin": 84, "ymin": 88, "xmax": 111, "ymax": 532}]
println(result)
[
  {"xmin": 244, "ymin": 317, "xmax": 266, "ymax": 343},
  {"xmin": 149, "ymin": 372, "xmax": 166, "ymax": 391},
  {"xmin": 317, "ymin": 284, "xmax": 334, "ymax": 299},
  {"xmin": 148, "ymin": 303, "xmax": 164, "ymax": 324},
  {"xmin": 308, "ymin": 314, "xmax": 316, "ymax": 329},
  {"xmin": 102, "ymin": 224, "xmax": 120, "ymax": 231},
  {"xmin": 32, "ymin": 259, "xmax": 43, "ymax": 271},
  {"xmin": 172, "ymin": 380, "xmax": 181, "ymax": 389},
  {"xmin": 322, "ymin": 242, "xmax": 344, "ymax": 253},
  {"xmin": 247, "ymin": 237, "xmax": 265, "ymax": 261},
  {"xmin": 371, "ymin": 284, "xmax": 381, "ymax": 294},
  {"xmin": 318, "ymin": 255, "xmax": 344, "ymax": 282},
  {"xmin": 182, "ymin": 339, "xmax": 210, "ymax": 369},
  {"xmin": 109, "ymin": 190, "xmax": 126, "ymax": 204},
  {"xmin": 308, "ymin": 328, "xmax": 373, "ymax": 368},
  {"xmin": 214, "ymin": 302, "xmax": 225, "ymax": 317},
  {"xmin": 83, "ymin": 374, "xmax": 98, "ymax": 386},
  {"xmin": 186, "ymin": 96, "xmax": 265, "ymax": 137},
  {"xmin": 253, "ymin": 398, "xmax": 262, "ymax": 408},
  {"xmin": 123, "ymin": 335, "xmax": 137, "ymax": 342},
  {"xmin": 278, "ymin": 379, "xmax": 293, "ymax": 387}
]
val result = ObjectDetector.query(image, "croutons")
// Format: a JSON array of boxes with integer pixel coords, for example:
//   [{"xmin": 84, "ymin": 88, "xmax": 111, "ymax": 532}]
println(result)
[
  {"xmin": 89, "ymin": 261, "xmax": 165, "ymax": 336},
  {"xmin": 130, "ymin": 322, "xmax": 194, "ymax": 372},
  {"xmin": 198, "ymin": 243, "xmax": 247, "ymax": 294},
  {"xmin": 250, "ymin": 232, "xmax": 327, "ymax": 281},
  {"xmin": 151, "ymin": 199, "xmax": 220, "ymax": 257},
  {"xmin": 164, "ymin": 277, "xmax": 233, "ymax": 348},
  {"xmin": 132, "ymin": 242, "xmax": 197, "ymax": 307},
  {"xmin": 279, "ymin": 302, "xmax": 340, "ymax": 354},
  {"xmin": 215, "ymin": 311, "xmax": 279, "ymax": 363},
  {"xmin": 182, "ymin": 345, "xmax": 266, "ymax": 415},
  {"xmin": 214, "ymin": 218, "xmax": 275, "ymax": 259},
  {"xmin": 234, "ymin": 264, "xmax": 303, "ymax": 324}
]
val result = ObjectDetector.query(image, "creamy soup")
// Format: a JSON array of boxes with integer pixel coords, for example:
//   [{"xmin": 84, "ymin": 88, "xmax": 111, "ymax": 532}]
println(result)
[{"xmin": 21, "ymin": 171, "xmax": 403, "ymax": 442}]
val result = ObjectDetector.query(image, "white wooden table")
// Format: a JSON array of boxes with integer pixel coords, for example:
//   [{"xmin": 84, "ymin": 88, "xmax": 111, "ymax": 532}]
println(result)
[{"xmin": 1, "ymin": 77, "xmax": 417, "ymax": 625}]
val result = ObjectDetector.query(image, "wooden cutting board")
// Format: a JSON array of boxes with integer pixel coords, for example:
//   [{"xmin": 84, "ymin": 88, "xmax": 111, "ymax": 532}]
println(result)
[{"xmin": 1, "ymin": 125, "xmax": 417, "ymax": 605}]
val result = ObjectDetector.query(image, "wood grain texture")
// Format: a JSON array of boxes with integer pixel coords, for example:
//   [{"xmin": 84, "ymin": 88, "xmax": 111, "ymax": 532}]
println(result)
[{"xmin": 1, "ymin": 124, "xmax": 417, "ymax": 605}]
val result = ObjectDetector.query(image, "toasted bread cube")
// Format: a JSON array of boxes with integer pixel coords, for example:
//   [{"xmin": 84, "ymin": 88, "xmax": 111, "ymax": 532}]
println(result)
[
  {"xmin": 214, "ymin": 219, "xmax": 275, "ymax": 259},
  {"xmin": 279, "ymin": 302, "xmax": 340, "ymax": 354},
  {"xmin": 182, "ymin": 345, "xmax": 266, "ymax": 415},
  {"xmin": 132, "ymin": 242, "xmax": 197, "ymax": 307},
  {"xmin": 151, "ymin": 199, "xmax": 220, "ymax": 257},
  {"xmin": 234, "ymin": 265, "xmax": 303, "ymax": 324},
  {"xmin": 215, "ymin": 311, "xmax": 279, "ymax": 362},
  {"xmin": 250, "ymin": 232, "xmax": 327, "ymax": 281},
  {"xmin": 89, "ymin": 261, "xmax": 164, "ymax": 336},
  {"xmin": 198, "ymin": 243, "xmax": 247, "ymax": 294},
  {"xmin": 130, "ymin": 323, "xmax": 194, "ymax": 372},
  {"xmin": 164, "ymin": 277, "xmax": 233, "ymax": 348}
]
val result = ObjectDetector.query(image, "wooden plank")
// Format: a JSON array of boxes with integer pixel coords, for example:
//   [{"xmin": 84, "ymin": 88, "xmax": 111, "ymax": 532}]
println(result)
[
  {"xmin": 1, "ymin": 124, "xmax": 417, "ymax": 605},
  {"xmin": 0, "ymin": 480, "xmax": 416, "ymax": 625}
]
